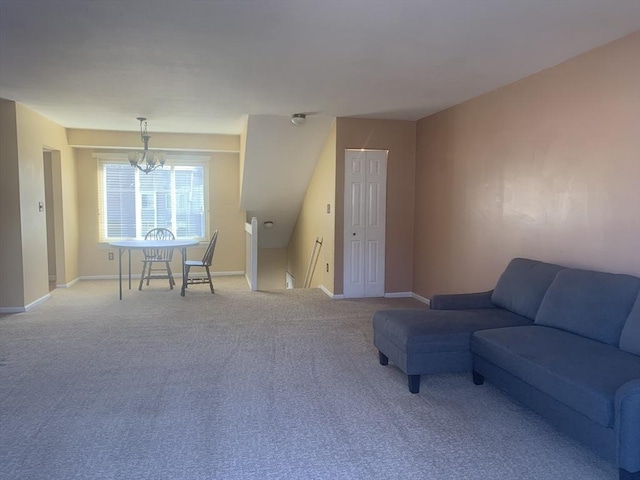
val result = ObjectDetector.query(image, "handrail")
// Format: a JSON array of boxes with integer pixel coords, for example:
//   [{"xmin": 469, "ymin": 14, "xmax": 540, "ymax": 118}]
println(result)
[{"xmin": 303, "ymin": 236, "xmax": 323, "ymax": 288}]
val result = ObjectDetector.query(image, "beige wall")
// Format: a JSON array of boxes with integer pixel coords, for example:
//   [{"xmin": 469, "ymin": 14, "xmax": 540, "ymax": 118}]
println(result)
[
  {"xmin": 0, "ymin": 100, "xmax": 79, "ymax": 308},
  {"xmin": 287, "ymin": 121, "xmax": 337, "ymax": 292},
  {"xmin": 335, "ymin": 118, "xmax": 416, "ymax": 295},
  {"xmin": 75, "ymin": 147, "xmax": 246, "ymax": 277},
  {"xmin": 0, "ymin": 99, "xmax": 24, "ymax": 307},
  {"xmin": 258, "ymin": 247, "xmax": 288, "ymax": 290},
  {"xmin": 414, "ymin": 32, "xmax": 640, "ymax": 298},
  {"xmin": 207, "ymin": 152, "xmax": 248, "ymax": 273},
  {"xmin": 67, "ymin": 128, "xmax": 239, "ymax": 153},
  {"xmin": 16, "ymin": 103, "xmax": 80, "ymax": 298},
  {"xmin": 238, "ymin": 121, "xmax": 247, "ymax": 208}
]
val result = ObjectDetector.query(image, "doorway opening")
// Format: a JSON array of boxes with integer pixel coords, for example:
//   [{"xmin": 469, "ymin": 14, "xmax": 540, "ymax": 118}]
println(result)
[
  {"xmin": 42, "ymin": 147, "xmax": 65, "ymax": 291},
  {"xmin": 43, "ymin": 150, "xmax": 57, "ymax": 291}
]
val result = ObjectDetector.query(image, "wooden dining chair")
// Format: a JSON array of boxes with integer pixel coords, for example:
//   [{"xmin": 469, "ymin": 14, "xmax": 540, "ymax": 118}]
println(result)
[
  {"xmin": 139, "ymin": 228, "xmax": 176, "ymax": 290},
  {"xmin": 181, "ymin": 230, "xmax": 218, "ymax": 295}
]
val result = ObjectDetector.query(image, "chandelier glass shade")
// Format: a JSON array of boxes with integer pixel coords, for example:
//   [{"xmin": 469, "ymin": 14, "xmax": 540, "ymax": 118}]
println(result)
[{"xmin": 129, "ymin": 117, "xmax": 165, "ymax": 174}]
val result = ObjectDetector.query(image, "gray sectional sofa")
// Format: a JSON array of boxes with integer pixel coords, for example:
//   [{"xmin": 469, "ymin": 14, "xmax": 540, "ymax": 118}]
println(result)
[{"xmin": 372, "ymin": 258, "xmax": 640, "ymax": 480}]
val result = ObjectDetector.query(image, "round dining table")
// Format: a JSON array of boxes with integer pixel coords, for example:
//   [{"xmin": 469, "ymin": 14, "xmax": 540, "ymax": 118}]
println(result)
[{"xmin": 109, "ymin": 239, "xmax": 200, "ymax": 299}]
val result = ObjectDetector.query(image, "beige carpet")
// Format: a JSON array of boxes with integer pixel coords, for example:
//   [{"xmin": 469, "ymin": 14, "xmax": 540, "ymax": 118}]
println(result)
[{"xmin": 0, "ymin": 277, "xmax": 615, "ymax": 479}]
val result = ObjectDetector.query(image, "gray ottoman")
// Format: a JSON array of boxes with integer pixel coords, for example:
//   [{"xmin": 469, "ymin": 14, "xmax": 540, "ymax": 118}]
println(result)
[{"xmin": 373, "ymin": 304, "xmax": 532, "ymax": 393}]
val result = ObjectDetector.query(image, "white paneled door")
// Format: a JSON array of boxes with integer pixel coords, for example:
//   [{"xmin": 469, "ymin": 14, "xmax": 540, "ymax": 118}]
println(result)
[{"xmin": 343, "ymin": 149, "xmax": 387, "ymax": 298}]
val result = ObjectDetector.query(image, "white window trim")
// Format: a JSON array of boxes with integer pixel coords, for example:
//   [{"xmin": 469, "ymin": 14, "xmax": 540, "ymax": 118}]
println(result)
[{"xmin": 94, "ymin": 153, "xmax": 211, "ymax": 242}]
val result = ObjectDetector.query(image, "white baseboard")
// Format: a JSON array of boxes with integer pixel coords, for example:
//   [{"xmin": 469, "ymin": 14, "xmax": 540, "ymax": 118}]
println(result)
[
  {"xmin": 212, "ymin": 271, "xmax": 244, "ymax": 277},
  {"xmin": 79, "ymin": 271, "xmax": 244, "ymax": 282},
  {"xmin": 384, "ymin": 291, "xmax": 412, "ymax": 298},
  {"xmin": 411, "ymin": 292, "xmax": 431, "ymax": 305},
  {"xmin": 57, "ymin": 277, "xmax": 80, "ymax": 288},
  {"xmin": 318, "ymin": 288, "xmax": 427, "ymax": 302},
  {"xmin": 80, "ymin": 275, "xmax": 134, "ymax": 281},
  {"xmin": 0, "ymin": 306, "xmax": 26, "ymax": 314},
  {"xmin": 319, "ymin": 285, "xmax": 344, "ymax": 299},
  {"xmin": 0, "ymin": 293, "xmax": 52, "ymax": 313},
  {"xmin": 25, "ymin": 293, "xmax": 51, "ymax": 310}
]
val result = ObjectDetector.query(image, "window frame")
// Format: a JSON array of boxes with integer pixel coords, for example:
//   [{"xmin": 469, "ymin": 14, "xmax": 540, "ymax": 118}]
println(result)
[{"xmin": 95, "ymin": 153, "xmax": 210, "ymax": 243}]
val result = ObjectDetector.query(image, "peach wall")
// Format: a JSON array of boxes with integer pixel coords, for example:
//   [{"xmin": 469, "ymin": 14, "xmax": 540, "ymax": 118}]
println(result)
[
  {"xmin": 287, "ymin": 121, "xmax": 337, "ymax": 292},
  {"xmin": 414, "ymin": 32, "xmax": 640, "ymax": 298},
  {"xmin": 75, "ymin": 148, "xmax": 246, "ymax": 277},
  {"xmin": 335, "ymin": 118, "xmax": 416, "ymax": 295}
]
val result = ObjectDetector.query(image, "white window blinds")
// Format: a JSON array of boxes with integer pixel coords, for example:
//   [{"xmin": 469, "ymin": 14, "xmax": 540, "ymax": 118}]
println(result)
[{"xmin": 97, "ymin": 156, "xmax": 208, "ymax": 241}]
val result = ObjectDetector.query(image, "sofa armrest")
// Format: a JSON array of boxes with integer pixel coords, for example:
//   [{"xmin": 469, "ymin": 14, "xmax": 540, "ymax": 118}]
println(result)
[
  {"xmin": 430, "ymin": 290, "xmax": 495, "ymax": 310},
  {"xmin": 615, "ymin": 379, "xmax": 640, "ymax": 473}
]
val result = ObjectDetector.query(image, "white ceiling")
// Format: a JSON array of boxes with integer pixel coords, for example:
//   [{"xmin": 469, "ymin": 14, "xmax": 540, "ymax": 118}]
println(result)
[
  {"xmin": 241, "ymin": 114, "xmax": 334, "ymax": 248},
  {"xmin": 1, "ymin": 1, "xmax": 639, "ymax": 249},
  {"xmin": 1, "ymin": 0, "xmax": 638, "ymax": 135}
]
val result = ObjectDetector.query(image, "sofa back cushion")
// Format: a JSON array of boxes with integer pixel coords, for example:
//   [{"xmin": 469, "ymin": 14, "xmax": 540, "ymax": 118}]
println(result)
[
  {"xmin": 619, "ymin": 293, "xmax": 640, "ymax": 355},
  {"xmin": 535, "ymin": 269, "xmax": 640, "ymax": 346},
  {"xmin": 491, "ymin": 258, "xmax": 566, "ymax": 320}
]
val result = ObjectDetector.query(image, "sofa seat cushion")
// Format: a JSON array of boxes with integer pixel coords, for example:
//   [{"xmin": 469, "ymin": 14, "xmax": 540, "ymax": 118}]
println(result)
[
  {"xmin": 535, "ymin": 269, "xmax": 640, "ymax": 345},
  {"xmin": 471, "ymin": 325, "xmax": 640, "ymax": 427},
  {"xmin": 373, "ymin": 308, "xmax": 532, "ymax": 354}
]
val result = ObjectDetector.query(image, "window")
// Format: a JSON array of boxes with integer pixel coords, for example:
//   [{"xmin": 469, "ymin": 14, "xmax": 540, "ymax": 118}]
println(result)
[{"xmin": 97, "ymin": 155, "xmax": 208, "ymax": 241}]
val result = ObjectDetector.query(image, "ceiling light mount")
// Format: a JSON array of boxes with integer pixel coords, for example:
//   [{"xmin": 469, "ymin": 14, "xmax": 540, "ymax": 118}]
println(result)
[
  {"xmin": 290, "ymin": 113, "xmax": 306, "ymax": 126},
  {"xmin": 128, "ymin": 117, "xmax": 165, "ymax": 174}
]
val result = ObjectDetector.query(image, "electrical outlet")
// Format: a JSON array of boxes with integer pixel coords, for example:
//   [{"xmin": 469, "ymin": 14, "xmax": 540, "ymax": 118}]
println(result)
[
  {"xmin": 108, "ymin": 252, "xmax": 114, "ymax": 261},
  {"xmin": 326, "ymin": 204, "xmax": 331, "ymax": 214},
  {"xmin": 326, "ymin": 263, "xmax": 329, "ymax": 272}
]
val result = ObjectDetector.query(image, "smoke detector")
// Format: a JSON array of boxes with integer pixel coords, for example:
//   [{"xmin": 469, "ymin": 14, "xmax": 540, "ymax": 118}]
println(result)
[{"xmin": 290, "ymin": 113, "xmax": 306, "ymax": 126}]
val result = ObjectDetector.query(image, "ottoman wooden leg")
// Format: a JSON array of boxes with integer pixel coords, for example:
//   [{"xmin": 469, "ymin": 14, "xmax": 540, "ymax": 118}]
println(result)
[
  {"xmin": 473, "ymin": 370, "xmax": 485, "ymax": 385},
  {"xmin": 408, "ymin": 375, "xmax": 420, "ymax": 394},
  {"xmin": 379, "ymin": 351, "xmax": 389, "ymax": 366}
]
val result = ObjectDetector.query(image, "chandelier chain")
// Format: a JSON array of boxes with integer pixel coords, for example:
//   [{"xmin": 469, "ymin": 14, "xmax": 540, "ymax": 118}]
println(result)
[{"xmin": 129, "ymin": 117, "xmax": 165, "ymax": 174}]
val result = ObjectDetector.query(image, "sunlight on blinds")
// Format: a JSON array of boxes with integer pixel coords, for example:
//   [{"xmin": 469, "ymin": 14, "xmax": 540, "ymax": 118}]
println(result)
[{"xmin": 97, "ymin": 158, "xmax": 207, "ymax": 242}]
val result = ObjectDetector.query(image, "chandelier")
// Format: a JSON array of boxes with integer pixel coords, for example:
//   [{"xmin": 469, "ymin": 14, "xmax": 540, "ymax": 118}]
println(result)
[{"xmin": 128, "ymin": 117, "xmax": 165, "ymax": 174}]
